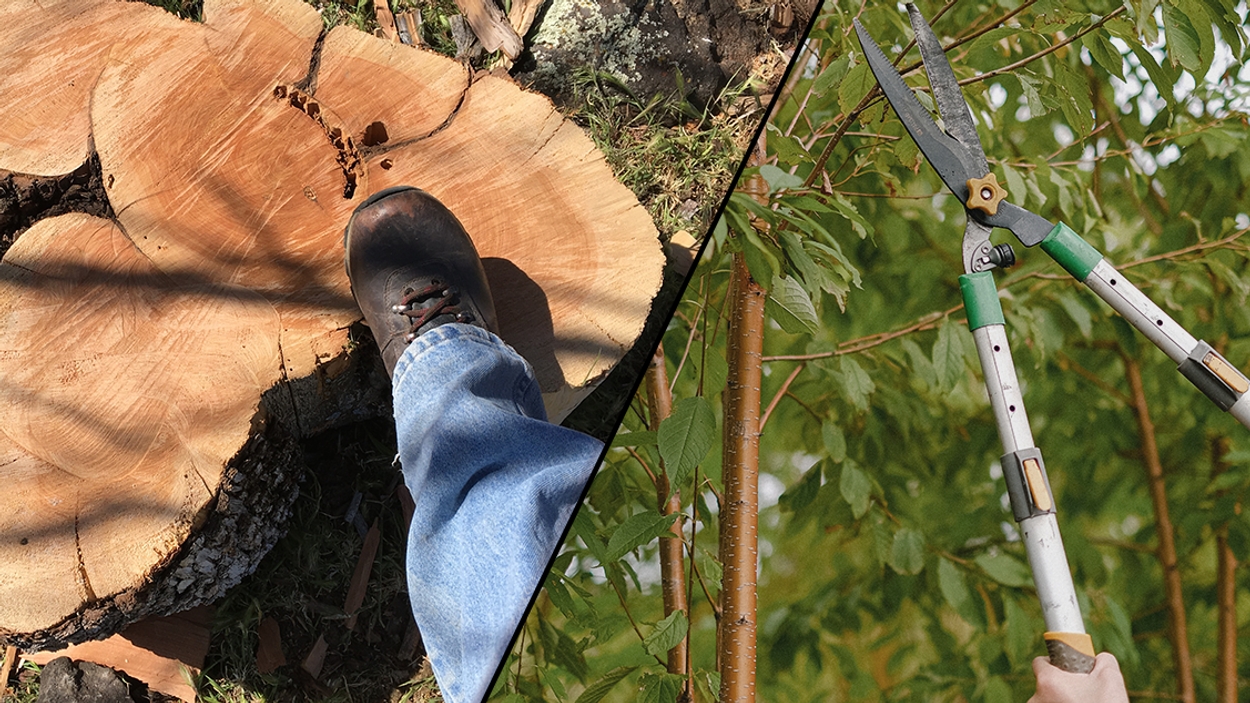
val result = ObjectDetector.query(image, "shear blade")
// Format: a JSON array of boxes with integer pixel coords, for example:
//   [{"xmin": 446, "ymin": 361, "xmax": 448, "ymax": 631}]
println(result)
[
  {"xmin": 854, "ymin": 9, "xmax": 1058, "ymax": 248},
  {"xmin": 852, "ymin": 18, "xmax": 984, "ymax": 204},
  {"xmin": 905, "ymin": 3, "xmax": 989, "ymax": 175}
]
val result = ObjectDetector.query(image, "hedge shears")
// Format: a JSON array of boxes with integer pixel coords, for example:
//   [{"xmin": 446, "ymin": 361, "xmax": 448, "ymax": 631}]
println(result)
[{"xmin": 854, "ymin": 5, "xmax": 1250, "ymax": 674}]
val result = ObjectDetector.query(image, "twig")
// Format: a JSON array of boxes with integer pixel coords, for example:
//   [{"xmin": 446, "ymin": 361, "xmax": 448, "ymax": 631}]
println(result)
[
  {"xmin": 762, "ymin": 307, "xmax": 958, "ymax": 361},
  {"xmin": 958, "ymin": 7, "xmax": 1127, "ymax": 87},
  {"xmin": 607, "ymin": 576, "xmax": 667, "ymax": 667},
  {"xmin": 626, "ymin": 446, "xmax": 659, "ymax": 487},
  {"xmin": 760, "ymin": 362, "xmax": 807, "ymax": 431}
]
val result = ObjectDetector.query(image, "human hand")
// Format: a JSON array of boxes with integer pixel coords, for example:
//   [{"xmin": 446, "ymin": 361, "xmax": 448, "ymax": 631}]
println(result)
[{"xmin": 1027, "ymin": 652, "xmax": 1129, "ymax": 703}]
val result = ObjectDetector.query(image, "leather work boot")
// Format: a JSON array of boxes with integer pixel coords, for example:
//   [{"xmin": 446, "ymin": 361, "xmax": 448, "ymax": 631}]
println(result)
[{"xmin": 344, "ymin": 186, "xmax": 499, "ymax": 377}]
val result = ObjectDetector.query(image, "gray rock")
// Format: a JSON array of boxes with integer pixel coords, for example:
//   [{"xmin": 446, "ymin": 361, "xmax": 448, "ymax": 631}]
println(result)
[
  {"xmin": 36, "ymin": 658, "xmax": 135, "ymax": 703},
  {"xmin": 520, "ymin": 0, "xmax": 730, "ymax": 106}
]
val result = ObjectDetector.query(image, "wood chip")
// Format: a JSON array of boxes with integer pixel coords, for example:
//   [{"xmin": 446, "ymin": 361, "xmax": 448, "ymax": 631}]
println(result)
[
  {"xmin": 343, "ymin": 521, "xmax": 382, "ymax": 631},
  {"xmin": 374, "ymin": 0, "xmax": 397, "ymax": 42},
  {"xmin": 453, "ymin": 0, "xmax": 522, "ymax": 58},
  {"xmin": 300, "ymin": 635, "xmax": 328, "ymax": 679},
  {"xmin": 255, "ymin": 617, "xmax": 286, "ymax": 674},
  {"xmin": 22, "ymin": 607, "xmax": 212, "ymax": 703}
]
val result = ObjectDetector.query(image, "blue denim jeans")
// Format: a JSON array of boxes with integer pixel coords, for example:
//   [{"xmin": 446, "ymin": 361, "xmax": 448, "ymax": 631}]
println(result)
[{"xmin": 392, "ymin": 323, "xmax": 603, "ymax": 703}]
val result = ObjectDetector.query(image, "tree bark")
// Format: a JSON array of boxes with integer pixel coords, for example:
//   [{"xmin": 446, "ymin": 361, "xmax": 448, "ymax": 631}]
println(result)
[
  {"xmin": 645, "ymin": 345, "xmax": 691, "ymax": 693},
  {"xmin": 717, "ymin": 253, "xmax": 764, "ymax": 703},
  {"xmin": 1123, "ymin": 356, "xmax": 1194, "ymax": 703}
]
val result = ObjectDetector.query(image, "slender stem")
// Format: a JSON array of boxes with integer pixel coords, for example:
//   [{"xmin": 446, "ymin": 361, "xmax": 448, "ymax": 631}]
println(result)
[
  {"xmin": 718, "ymin": 254, "xmax": 765, "ymax": 703},
  {"xmin": 763, "ymin": 307, "xmax": 957, "ymax": 361},
  {"xmin": 644, "ymin": 346, "xmax": 691, "ymax": 690},
  {"xmin": 1122, "ymin": 355, "xmax": 1195, "ymax": 703}
]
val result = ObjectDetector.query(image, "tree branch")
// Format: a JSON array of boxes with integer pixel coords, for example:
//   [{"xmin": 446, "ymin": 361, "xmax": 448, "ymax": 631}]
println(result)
[{"xmin": 1122, "ymin": 354, "xmax": 1195, "ymax": 703}]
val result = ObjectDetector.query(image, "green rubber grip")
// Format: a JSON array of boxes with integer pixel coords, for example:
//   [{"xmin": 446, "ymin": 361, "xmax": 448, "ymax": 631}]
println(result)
[
  {"xmin": 1040, "ymin": 222, "xmax": 1103, "ymax": 282},
  {"xmin": 960, "ymin": 271, "xmax": 1005, "ymax": 331}
]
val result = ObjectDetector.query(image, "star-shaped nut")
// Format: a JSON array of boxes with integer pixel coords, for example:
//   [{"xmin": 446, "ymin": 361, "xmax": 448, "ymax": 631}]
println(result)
[{"xmin": 966, "ymin": 173, "xmax": 1008, "ymax": 216}]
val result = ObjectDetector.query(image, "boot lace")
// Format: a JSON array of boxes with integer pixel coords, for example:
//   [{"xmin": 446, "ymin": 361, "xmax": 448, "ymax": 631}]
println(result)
[{"xmin": 393, "ymin": 279, "xmax": 476, "ymax": 341}]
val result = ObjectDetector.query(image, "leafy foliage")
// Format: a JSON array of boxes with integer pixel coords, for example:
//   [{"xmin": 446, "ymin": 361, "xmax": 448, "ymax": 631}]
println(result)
[{"xmin": 497, "ymin": 0, "xmax": 1250, "ymax": 701}]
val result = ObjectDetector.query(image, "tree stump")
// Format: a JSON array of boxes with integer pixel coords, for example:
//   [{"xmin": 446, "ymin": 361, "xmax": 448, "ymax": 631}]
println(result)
[{"xmin": 0, "ymin": 0, "xmax": 663, "ymax": 649}]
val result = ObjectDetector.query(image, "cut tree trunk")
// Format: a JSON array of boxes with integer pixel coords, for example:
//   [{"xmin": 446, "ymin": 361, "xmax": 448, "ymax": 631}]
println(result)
[{"xmin": 0, "ymin": 0, "xmax": 663, "ymax": 649}]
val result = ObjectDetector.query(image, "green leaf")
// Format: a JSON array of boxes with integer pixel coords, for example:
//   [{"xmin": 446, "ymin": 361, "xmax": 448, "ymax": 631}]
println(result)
[
  {"xmin": 812, "ymin": 54, "xmax": 850, "ymax": 97},
  {"xmin": 574, "ymin": 509, "xmax": 610, "ymax": 566},
  {"xmin": 1127, "ymin": 43, "xmax": 1179, "ymax": 109},
  {"xmin": 546, "ymin": 572, "xmax": 578, "ymax": 618},
  {"xmin": 890, "ymin": 528, "xmax": 925, "ymax": 575},
  {"xmin": 975, "ymin": 553, "xmax": 1032, "ymax": 588},
  {"xmin": 780, "ymin": 459, "xmax": 823, "ymax": 514},
  {"xmin": 839, "ymin": 356, "xmax": 875, "ymax": 411},
  {"xmin": 741, "ymin": 231, "xmax": 782, "ymax": 288},
  {"xmin": 696, "ymin": 546, "xmax": 723, "ymax": 594},
  {"xmin": 1002, "ymin": 163, "xmax": 1028, "ymax": 209},
  {"xmin": 540, "ymin": 616, "xmax": 590, "ymax": 681},
  {"xmin": 605, "ymin": 510, "xmax": 679, "ymax": 561},
  {"xmin": 759, "ymin": 164, "xmax": 804, "ymax": 192},
  {"xmin": 642, "ymin": 610, "xmax": 689, "ymax": 658},
  {"xmin": 823, "ymin": 422, "xmax": 847, "ymax": 463},
  {"xmin": 1161, "ymin": 2, "xmax": 1203, "ymax": 72},
  {"xmin": 829, "ymin": 193, "xmax": 872, "ymax": 240},
  {"xmin": 839, "ymin": 461, "xmax": 872, "ymax": 519},
  {"xmin": 1083, "ymin": 31, "xmax": 1125, "ymax": 81},
  {"xmin": 658, "ymin": 396, "xmax": 716, "ymax": 487},
  {"xmin": 1002, "ymin": 596, "xmax": 1036, "ymax": 668},
  {"xmin": 938, "ymin": 557, "xmax": 971, "ymax": 610},
  {"xmin": 693, "ymin": 670, "xmax": 720, "ymax": 703},
  {"xmin": 838, "ymin": 60, "xmax": 874, "ymax": 118},
  {"xmin": 767, "ymin": 275, "xmax": 820, "ymax": 334},
  {"xmin": 574, "ymin": 667, "xmax": 637, "ymax": 703},
  {"xmin": 893, "ymin": 130, "xmax": 921, "ymax": 170},
  {"xmin": 1051, "ymin": 61, "xmax": 1094, "ymax": 137},
  {"xmin": 870, "ymin": 514, "xmax": 893, "ymax": 569},
  {"xmin": 695, "ymin": 345, "xmax": 729, "ymax": 395},
  {"xmin": 1015, "ymin": 69, "xmax": 1047, "ymax": 118},
  {"xmin": 1056, "ymin": 293, "xmax": 1093, "ymax": 338},
  {"xmin": 932, "ymin": 321, "xmax": 966, "ymax": 392},
  {"xmin": 638, "ymin": 672, "xmax": 685, "ymax": 703}
]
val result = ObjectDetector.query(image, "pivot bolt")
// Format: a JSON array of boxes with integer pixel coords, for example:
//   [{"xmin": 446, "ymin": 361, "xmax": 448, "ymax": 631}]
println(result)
[{"xmin": 966, "ymin": 173, "xmax": 1009, "ymax": 216}]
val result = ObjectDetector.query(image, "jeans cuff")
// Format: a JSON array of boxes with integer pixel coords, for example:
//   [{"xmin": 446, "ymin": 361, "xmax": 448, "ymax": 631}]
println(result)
[{"xmin": 392, "ymin": 323, "xmax": 521, "ymax": 388}]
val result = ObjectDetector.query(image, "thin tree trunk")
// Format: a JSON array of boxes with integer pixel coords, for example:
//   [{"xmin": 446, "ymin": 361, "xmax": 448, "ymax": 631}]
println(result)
[
  {"xmin": 717, "ymin": 252, "xmax": 765, "ymax": 703},
  {"xmin": 645, "ymin": 345, "xmax": 691, "ymax": 693},
  {"xmin": 1123, "ymin": 356, "xmax": 1194, "ymax": 703},
  {"xmin": 1212, "ymin": 436, "xmax": 1238, "ymax": 703}
]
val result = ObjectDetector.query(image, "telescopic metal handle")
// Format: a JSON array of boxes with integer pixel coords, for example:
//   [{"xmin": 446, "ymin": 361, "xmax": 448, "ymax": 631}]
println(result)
[
  {"xmin": 961, "ymin": 272, "xmax": 1095, "ymax": 674},
  {"xmin": 1041, "ymin": 223, "xmax": 1250, "ymax": 429}
]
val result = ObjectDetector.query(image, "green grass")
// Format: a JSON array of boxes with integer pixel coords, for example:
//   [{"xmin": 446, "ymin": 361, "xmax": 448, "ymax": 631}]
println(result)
[{"xmin": 560, "ymin": 66, "xmax": 763, "ymax": 243}]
